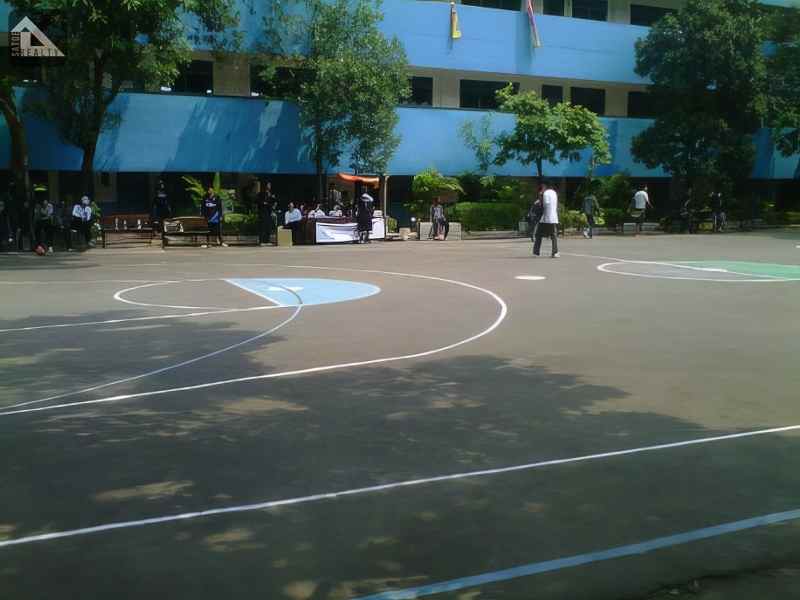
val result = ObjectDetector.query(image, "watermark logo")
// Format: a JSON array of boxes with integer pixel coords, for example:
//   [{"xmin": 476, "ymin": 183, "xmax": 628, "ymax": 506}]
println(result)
[{"xmin": 10, "ymin": 17, "xmax": 65, "ymax": 58}]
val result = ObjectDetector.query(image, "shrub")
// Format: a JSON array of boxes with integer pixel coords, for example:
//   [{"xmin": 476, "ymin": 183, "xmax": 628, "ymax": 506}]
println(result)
[
  {"xmin": 559, "ymin": 209, "xmax": 588, "ymax": 231},
  {"xmin": 602, "ymin": 208, "xmax": 626, "ymax": 230},
  {"xmin": 224, "ymin": 213, "xmax": 259, "ymax": 235},
  {"xmin": 387, "ymin": 216, "xmax": 398, "ymax": 233},
  {"xmin": 450, "ymin": 202, "xmax": 522, "ymax": 231}
]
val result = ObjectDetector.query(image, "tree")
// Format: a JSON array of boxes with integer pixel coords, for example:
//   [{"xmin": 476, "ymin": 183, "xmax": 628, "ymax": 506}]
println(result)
[
  {"xmin": 260, "ymin": 0, "xmax": 409, "ymax": 202},
  {"xmin": 459, "ymin": 114, "xmax": 496, "ymax": 174},
  {"xmin": 407, "ymin": 167, "xmax": 463, "ymax": 220},
  {"xmin": 493, "ymin": 85, "xmax": 611, "ymax": 184},
  {"xmin": 766, "ymin": 4, "xmax": 800, "ymax": 157},
  {"xmin": 7, "ymin": 0, "xmax": 239, "ymax": 196},
  {"xmin": 0, "ymin": 72, "xmax": 31, "ymax": 221},
  {"xmin": 632, "ymin": 0, "xmax": 768, "ymax": 201}
]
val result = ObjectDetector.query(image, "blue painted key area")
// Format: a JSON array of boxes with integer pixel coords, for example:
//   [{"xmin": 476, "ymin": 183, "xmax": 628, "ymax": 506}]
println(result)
[{"xmin": 225, "ymin": 278, "xmax": 381, "ymax": 307}]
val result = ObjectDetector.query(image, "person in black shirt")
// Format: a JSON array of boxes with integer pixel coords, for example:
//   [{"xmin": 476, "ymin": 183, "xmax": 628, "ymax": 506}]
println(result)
[
  {"xmin": 152, "ymin": 180, "xmax": 171, "ymax": 233},
  {"xmin": 257, "ymin": 180, "xmax": 276, "ymax": 246},
  {"xmin": 201, "ymin": 186, "xmax": 227, "ymax": 247}
]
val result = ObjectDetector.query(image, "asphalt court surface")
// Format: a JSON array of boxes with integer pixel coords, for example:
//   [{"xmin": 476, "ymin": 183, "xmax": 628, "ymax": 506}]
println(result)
[{"xmin": 1, "ymin": 231, "xmax": 800, "ymax": 599}]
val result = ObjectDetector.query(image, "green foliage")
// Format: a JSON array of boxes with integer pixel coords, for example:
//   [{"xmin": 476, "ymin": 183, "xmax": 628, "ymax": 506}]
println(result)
[
  {"xmin": 632, "ymin": 0, "xmax": 768, "ymax": 196},
  {"xmin": 224, "ymin": 213, "xmax": 259, "ymax": 235},
  {"xmin": 558, "ymin": 209, "xmax": 588, "ymax": 231},
  {"xmin": 265, "ymin": 0, "xmax": 409, "ymax": 189},
  {"xmin": 8, "ymin": 0, "xmax": 238, "ymax": 189},
  {"xmin": 386, "ymin": 216, "xmax": 398, "ymax": 233},
  {"xmin": 594, "ymin": 173, "xmax": 635, "ymax": 212},
  {"xmin": 182, "ymin": 173, "xmax": 235, "ymax": 212},
  {"xmin": 450, "ymin": 202, "xmax": 522, "ymax": 232},
  {"xmin": 494, "ymin": 85, "xmax": 611, "ymax": 180},
  {"xmin": 459, "ymin": 114, "xmax": 496, "ymax": 174},
  {"xmin": 407, "ymin": 167, "xmax": 463, "ymax": 219},
  {"xmin": 602, "ymin": 208, "xmax": 627, "ymax": 230},
  {"xmin": 766, "ymin": 5, "xmax": 800, "ymax": 156}
]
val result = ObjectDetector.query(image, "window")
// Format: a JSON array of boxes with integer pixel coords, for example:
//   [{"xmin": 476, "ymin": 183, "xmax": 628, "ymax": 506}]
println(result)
[
  {"xmin": 251, "ymin": 66, "xmax": 311, "ymax": 99},
  {"xmin": 630, "ymin": 4, "xmax": 675, "ymax": 26},
  {"xmin": 571, "ymin": 0, "xmax": 608, "ymax": 21},
  {"xmin": 543, "ymin": 0, "xmax": 565, "ymax": 16},
  {"xmin": 570, "ymin": 86, "xmax": 606, "ymax": 115},
  {"xmin": 626, "ymin": 91, "xmax": 661, "ymax": 118},
  {"xmin": 403, "ymin": 76, "xmax": 433, "ymax": 106},
  {"xmin": 460, "ymin": 80, "xmax": 518, "ymax": 110},
  {"xmin": 461, "ymin": 0, "xmax": 520, "ymax": 10},
  {"xmin": 167, "ymin": 60, "xmax": 213, "ymax": 95},
  {"xmin": 541, "ymin": 84, "xmax": 563, "ymax": 106}
]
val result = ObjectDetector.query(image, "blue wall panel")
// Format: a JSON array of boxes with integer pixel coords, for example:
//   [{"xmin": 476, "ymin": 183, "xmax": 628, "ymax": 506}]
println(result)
[
  {"xmin": 379, "ymin": 1, "xmax": 648, "ymax": 84},
  {"xmin": 1, "ymin": 91, "xmax": 797, "ymax": 179}
]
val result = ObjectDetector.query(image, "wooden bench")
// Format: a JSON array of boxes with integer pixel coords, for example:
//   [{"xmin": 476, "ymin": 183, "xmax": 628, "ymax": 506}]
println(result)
[
  {"xmin": 101, "ymin": 214, "xmax": 154, "ymax": 248},
  {"xmin": 162, "ymin": 216, "xmax": 210, "ymax": 248}
]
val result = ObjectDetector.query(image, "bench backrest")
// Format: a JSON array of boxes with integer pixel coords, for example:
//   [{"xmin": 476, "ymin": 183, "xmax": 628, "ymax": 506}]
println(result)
[
  {"xmin": 102, "ymin": 214, "xmax": 152, "ymax": 230},
  {"xmin": 163, "ymin": 216, "xmax": 209, "ymax": 232}
]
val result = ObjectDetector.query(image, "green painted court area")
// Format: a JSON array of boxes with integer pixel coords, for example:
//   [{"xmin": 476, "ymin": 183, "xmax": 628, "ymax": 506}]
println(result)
[
  {"xmin": 1, "ymin": 230, "xmax": 800, "ymax": 600},
  {"xmin": 682, "ymin": 261, "xmax": 800, "ymax": 279}
]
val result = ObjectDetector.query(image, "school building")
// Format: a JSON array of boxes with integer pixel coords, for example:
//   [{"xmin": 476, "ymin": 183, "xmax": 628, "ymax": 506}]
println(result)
[{"xmin": 0, "ymin": 0, "xmax": 798, "ymax": 222}]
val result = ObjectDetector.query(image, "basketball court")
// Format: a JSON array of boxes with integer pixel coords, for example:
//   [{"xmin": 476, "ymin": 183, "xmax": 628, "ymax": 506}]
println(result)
[{"xmin": 1, "ymin": 231, "xmax": 799, "ymax": 599}]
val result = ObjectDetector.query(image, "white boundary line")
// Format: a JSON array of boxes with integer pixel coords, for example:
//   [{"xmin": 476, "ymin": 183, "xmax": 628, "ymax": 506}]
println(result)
[
  {"xmin": 1, "ymin": 423, "xmax": 798, "ymax": 549},
  {"xmin": 0, "ymin": 266, "xmax": 508, "ymax": 418},
  {"xmin": 563, "ymin": 252, "xmax": 798, "ymax": 283},
  {"xmin": 3, "ymin": 300, "xmax": 302, "ymax": 411},
  {"xmin": 113, "ymin": 281, "xmax": 236, "ymax": 311},
  {"xmin": 597, "ymin": 262, "xmax": 792, "ymax": 283},
  {"xmin": 0, "ymin": 305, "xmax": 288, "ymax": 334},
  {"xmin": 225, "ymin": 278, "xmax": 285, "ymax": 307}
]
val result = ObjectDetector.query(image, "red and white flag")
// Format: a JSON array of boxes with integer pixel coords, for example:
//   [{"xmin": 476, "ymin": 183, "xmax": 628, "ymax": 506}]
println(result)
[{"xmin": 526, "ymin": 0, "xmax": 542, "ymax": 48}]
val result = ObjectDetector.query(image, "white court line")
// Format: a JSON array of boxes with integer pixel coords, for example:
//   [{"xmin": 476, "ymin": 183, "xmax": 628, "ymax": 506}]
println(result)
[
  {"xmin": 597, "ymin": 262, "xmax": 793, "ymax": 283},
  {"xmin": 4, "ymin": 285, "xmax": 303, "ymax": 411},
  {"xmin": 0, "ymin": 266, "xmax": 508, "ymax": 417},
  {"xmin": 113, "ymin": 281, "xmax": 235, "ymax": 311},
  {"xmin": 1, "ymin": 423, "xmax": 799, "ymax": 549},
  {"xmin": 0, "ymin": 305, "xmax": 287, "ymax": 334},
  {"xmin": 225, "ymin": 278, "xmax": 285, "ymax": 307},
  {"xmin": 0, "ymin": 279, "xmax": 160, "ymax": 285},
  {"xmin": 564, "ymin": 252, "xmax": 796, "ymax": 282}
]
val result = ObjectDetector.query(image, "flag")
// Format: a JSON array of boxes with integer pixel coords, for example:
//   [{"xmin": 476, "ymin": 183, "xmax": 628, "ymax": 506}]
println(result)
[
  {"xmin": 526, "ymin": 0, "xmax": 542, "ymax": 48},
  {"xmin": 450, "ymin": 1, "xmax": 462, "ymax": 40}
]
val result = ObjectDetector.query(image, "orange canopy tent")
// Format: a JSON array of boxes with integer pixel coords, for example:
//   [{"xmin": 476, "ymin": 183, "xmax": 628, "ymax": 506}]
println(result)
[{"xmin": 336, "ymin": 173, "xmax": 380, "ymax": 187}]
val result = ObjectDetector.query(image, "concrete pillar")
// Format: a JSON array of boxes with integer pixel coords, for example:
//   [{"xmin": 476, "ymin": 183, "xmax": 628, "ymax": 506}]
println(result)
[{"xmin": 606, "ymin": 87, "xmax": 628, "ymax": 117}]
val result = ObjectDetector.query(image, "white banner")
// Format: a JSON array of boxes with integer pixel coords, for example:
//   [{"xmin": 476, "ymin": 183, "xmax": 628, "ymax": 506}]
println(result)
[{"xmin": 315, "ymin": 218, "xmax": 385, "ymax": 244}]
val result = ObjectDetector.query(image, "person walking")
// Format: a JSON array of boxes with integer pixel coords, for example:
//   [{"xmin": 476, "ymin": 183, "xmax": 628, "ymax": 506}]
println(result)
[
  {"xmin": 33, "ymin": 197, "xmax": 54, "ymax": 253},
  {"xmin": 534, "ymin": 180, "xmax": 560, "ymax": 258},
  {"xmin": 430, "ymin": 199, "xmax": 447, "ymax": 240},
  {"xmin": 152, "ymin": 180, "xmax": 171, "ymax": 234},
  {"xmin": 69, "ymin": 196, "xmax": 93, "ymax": 249},
  {"xmin": 355, "ymin": 192, "xmax": 374, "ymax": 244},
  {"xmin": 631, "ymin": 184, "xmax": 653, "ymax": 235},
  {"xmin": 257, "ymin": 180, "xmax": 276, "ymax": 246},
  {"xmin": 582, "ymin": 186, "xmax": 600, "ymax": 239},
  {"xmin": 201, "ymin": 186, "xmax": 227, "ymax": 247}
]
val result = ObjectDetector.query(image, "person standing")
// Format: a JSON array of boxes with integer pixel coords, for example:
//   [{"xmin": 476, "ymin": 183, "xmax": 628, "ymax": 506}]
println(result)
[
  {"xmin": 257, "ymin": 180, "xmax": 276, "ymax": 246},
  {"xmin": 328, "ymin": 183, "xmax": 342, "ymax": 212},
  {"xmin": 582, "ymin": 187, "xmax": 600, "ymax": 239},
  {"xmin": 533, "ymin": 180, "xmax": 560, "ymax": 258},
  {"xmin": 201, "ymin": 186, "xmax": 227, "ymax": 247},
  {"xmin": 69, "ymin": 196, "xmax": 93, "ymax": 249},
  {"xmin": 34, "ymin": 197, "xmax": 54, "ymax": 253},
  {"xmin": 631, "ymin": 184, "xmax": 653, "ymax": 235},
  {"xmin": 430, "ymin": 199, "xmax": 446, "ymax": 241},
  {"xmin": 355, "ymin": 192, "xmax": 374, "ymax": 244},
  {"xmin": 152, "ymin": 180, "xmax": 171, "ymax": 234}
]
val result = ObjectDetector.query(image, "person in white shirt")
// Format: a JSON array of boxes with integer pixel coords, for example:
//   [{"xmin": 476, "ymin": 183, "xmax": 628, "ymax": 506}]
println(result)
[
  {"xmin": 533, "ymin": 181, "xmax": 560, "ymax": 258},
  {"xmin": 69, "ymin": 196, "xmax": 93, "ymax": 249},
  {"xmin": 284, "ymin": 202, "xmax": 302, "ymax": 243},
  {"xmin": 631, "ymin": 185, "xmax": 653, "ymax": 235},
  {"xmin": 309, "ymin": 204, "xmax": 326, "ymax": 219},
  {"xmin": 328, "ymin": 205, "xmax": 343, "ymax": 217}
]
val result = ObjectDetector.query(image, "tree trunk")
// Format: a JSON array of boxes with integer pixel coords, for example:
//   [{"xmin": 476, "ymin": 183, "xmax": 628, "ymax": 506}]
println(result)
[
  {"xmin": 315, "ymin": 154, "xmax": 325, "ymax": 210},
  {"xmin": 0, "ymin": 88, "xmax": 33, "ymax": 238},
  {"xmin": 81, "ymin": 142, "xmax": 97, "ymax": 198},
  {"xmin": 535, "ymin": 159, "xmax": 543, "ymax": 186}
]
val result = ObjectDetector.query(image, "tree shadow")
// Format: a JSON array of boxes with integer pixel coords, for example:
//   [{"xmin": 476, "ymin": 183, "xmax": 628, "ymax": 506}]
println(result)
[{"xmin": 3, "ymin": 318, "xmax": 800, "ymax": 599}]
